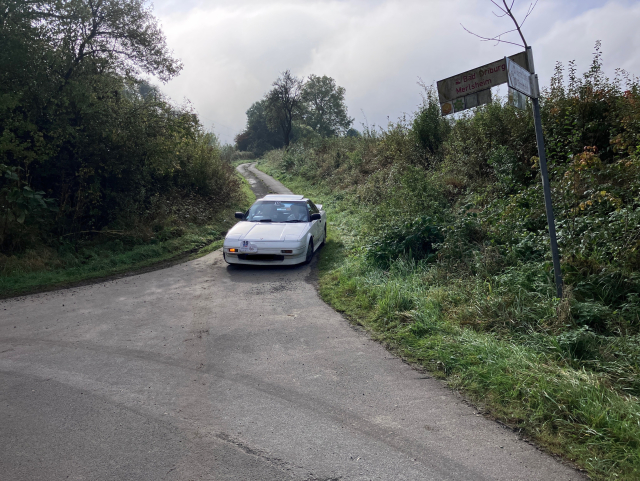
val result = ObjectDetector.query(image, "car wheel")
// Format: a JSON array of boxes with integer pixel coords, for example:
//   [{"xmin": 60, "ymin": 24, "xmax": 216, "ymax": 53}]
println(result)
[
  {"xmin": 304, "ymin": 238, "xmax": 314, "ymax": 264},
  {"xmin": 320, "ymin": 224, "xmax": 327, "ymax": 247}
]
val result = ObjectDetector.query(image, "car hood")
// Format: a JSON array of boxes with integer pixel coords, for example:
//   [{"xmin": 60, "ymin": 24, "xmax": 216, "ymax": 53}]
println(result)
[{"xmin": 226, "ymin": 222, "xmax": 307, "ymax": 241}]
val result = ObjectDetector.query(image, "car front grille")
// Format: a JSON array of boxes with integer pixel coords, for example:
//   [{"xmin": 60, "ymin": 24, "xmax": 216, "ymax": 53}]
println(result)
[{"xmin": 238, "ymin": 254, "xmax": 285, "ymax": 262}]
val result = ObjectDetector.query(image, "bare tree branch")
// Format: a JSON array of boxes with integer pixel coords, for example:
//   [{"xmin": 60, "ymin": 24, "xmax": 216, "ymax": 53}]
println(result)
[
  {"xmin": 462, "ymin": 0, "xmax": 537, "ymax": 49},
  {"xmin": 519, "ymin": 0, "xmax": 539, "ymax": 29},
  {"xmin": 460, "ymin": 23, "xmax": 526, "ymax": 48},
  {"xmin": 502, "ymin": 0, "xmax": 528, "ymax": 47},
  {"xmin": 490, "ymin": 0, "xmax": 509, "ymax": 16},
  {"xmin": 490, "ymin": 0, "xmax": 506, "ymax": 12}
]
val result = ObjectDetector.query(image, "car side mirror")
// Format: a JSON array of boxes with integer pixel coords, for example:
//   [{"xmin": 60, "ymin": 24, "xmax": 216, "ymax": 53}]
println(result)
[
  {"xmin": 310, "ymin": 213, "xmax": 321, "ymax": 221},
  {"xmin": 235, "ymin": 212, "xmax": 245, "ymax": 219}
]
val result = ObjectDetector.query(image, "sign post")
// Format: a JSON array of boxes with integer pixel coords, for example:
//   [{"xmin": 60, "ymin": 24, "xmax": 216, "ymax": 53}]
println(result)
[
  {"xmin": 524, "ymin": 48, "xmax": 563, "ymax": 298},
  {"xmin": 437, "ymin": 46, "xmax": 563, "ymax": 298},
  {"xmin": 437, "ymin": 51, "xmax": 530, "ymax": 114}
]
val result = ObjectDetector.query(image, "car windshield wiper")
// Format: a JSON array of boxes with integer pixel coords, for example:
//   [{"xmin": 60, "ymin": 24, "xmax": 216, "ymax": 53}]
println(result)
[
  {"xmin": 283, "ymin": 220, "xmax": 305, "ymax": 223},
  {"xmin": 258, "ymin": 219, "xmax": 273, "ymax": 222}
]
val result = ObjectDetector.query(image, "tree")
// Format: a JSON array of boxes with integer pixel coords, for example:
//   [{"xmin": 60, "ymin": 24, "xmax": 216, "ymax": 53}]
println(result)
[
  {"xmin": 239, "ymin": 72, "xmax": 354, "ymax": 154},
  {"xmin": 0, "ymin": 0, "xmax": 242, "ymax": 250},
  {"xmin": 265, "ymin": 70, "xmax": 304, "ymax": 147},
  {"xmin": 302, "ymin": 75, "xmax": 353, "ymax": 137},
  {"xmin": 235, "ymin": 100, "xmax": 283, "ymax": 155},
  {"xmin": 234, "ymin": 131, "xmax": 251, "ymax": 152},
  {"xmin": 28, "ymin": 0, "xmax": 183, "ymax": 82}
]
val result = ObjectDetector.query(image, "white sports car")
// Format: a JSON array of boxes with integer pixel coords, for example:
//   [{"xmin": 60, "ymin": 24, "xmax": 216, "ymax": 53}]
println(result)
[{"xmin": 223, "ymin": 194, "xmax": 327, "ymax": 266}]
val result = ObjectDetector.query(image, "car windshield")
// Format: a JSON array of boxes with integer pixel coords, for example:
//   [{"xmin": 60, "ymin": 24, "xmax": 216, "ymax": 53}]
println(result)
[{"xmin": 245, "ymin": 201, "xmax": 309, "ymax": 223}]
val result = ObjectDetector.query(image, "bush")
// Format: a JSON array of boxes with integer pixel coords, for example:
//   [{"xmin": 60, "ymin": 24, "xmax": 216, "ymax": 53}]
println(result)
[
  {"xmin": 365, "ymin": 216, "xmax": 442, "ymax": 268},
  {"xmin": 230, "ymin": 151, "xmax": 255, "ymax": 161},
  {"xmin": 411, "ymin": 85, "xmax": 451, "ymax": 165}
]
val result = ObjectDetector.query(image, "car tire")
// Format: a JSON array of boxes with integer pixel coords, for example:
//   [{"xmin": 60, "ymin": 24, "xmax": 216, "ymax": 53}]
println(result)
[
  {"xmin": 304, "ymin": 238, "xmax": 314, "ymax": 264},
  {"xmin": 320, "ymin": 224, "xmax": 327, "ymax": 247}
]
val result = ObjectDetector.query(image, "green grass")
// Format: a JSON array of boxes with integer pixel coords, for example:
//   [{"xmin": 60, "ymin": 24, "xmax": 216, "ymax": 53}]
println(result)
[
  {"xmin": 0, "ymin": 175, "xmax": 255, "ymax": 298},
  {"xmin": 230, "ymin": 158, "xmax": 255, "ymax": 168},
  {"xmin": 256, "ymin": 163, "xmax": 640, "ymax": 481}
]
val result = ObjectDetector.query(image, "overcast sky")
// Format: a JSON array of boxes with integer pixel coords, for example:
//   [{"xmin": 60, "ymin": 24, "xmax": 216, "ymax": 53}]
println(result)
[{"xmin": 150, "ymin": 0, "xmax": 640, "ymax": 144}]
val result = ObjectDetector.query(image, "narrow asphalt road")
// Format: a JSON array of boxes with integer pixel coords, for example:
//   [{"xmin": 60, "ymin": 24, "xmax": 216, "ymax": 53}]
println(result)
[{"xmin": 0, "ymin": 164, "xmax": 585, "ymax": 480}]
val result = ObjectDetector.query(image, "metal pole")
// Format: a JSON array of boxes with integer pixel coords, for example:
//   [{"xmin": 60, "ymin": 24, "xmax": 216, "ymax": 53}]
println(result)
[
  {"xmin": 527, "ymin": 47, "xmax": 563, "ymax": 298},
  {"xmin": 531, "ymin": 96, "xmax": 563, "ymax": 298}
]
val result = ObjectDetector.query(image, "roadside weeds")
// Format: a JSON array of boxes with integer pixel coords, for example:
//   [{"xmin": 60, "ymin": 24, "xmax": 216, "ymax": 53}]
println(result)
[{"xmin": 0, "ymin": 174, "xmax": 255, "ymax": 299}]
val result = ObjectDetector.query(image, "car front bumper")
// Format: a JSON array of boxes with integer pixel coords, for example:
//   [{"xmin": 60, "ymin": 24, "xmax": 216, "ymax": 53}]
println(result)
[{"xmin": 223, "ymin": 241, "xmax": 307, "ymax": 266}]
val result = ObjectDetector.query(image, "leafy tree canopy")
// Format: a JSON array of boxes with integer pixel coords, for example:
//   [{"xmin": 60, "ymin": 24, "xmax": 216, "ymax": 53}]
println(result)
[
  {"xmin": 20, "ymin": 0, "xmax": 182, "ymax": 82},
  {"xmin": 236, "ymin": 71, "xmax": 353, "ymax": 153},
  {"xmin": 0, "ymin": 0, "xmax": 237, "ymax": 252},
  {"xmin": 302, "ymin": 74, "xmax": 353, "ymax": 137},
  {"xmin": 265, "ymin": 70, "xmax": 305, "ymax": 147},
  {"xmin": 235, "ymin": 100, "xmax": 283, "ymax": 156}
]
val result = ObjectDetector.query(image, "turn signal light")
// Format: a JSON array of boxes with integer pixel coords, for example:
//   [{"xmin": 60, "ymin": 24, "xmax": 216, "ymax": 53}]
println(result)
[
  {"xmin": 281, "ymin": 250, "xmax": 293, "ymax": 254},
  {"xmin": 229, "ymin": 248, "xmax": 238, "ymax": 253}
]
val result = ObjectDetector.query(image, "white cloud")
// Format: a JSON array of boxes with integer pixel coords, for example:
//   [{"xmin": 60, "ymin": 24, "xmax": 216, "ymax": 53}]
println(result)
[
  {"xmin": 535, "ymin": 1, "xmax": 640, "ymax": 82},
  {"xmin": 154, "ymin": 0, "xmax": 640, "ymax": 143}
]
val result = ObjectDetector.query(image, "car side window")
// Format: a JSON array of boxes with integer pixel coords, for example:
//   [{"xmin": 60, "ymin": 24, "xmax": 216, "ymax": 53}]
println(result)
[
  {"xmin": 307, "ymin": 200, "xmax": 319, "ymax": 214},
  {"xmin": 287, "ymin": 203, "xmax": 308, "ymax": 221}
]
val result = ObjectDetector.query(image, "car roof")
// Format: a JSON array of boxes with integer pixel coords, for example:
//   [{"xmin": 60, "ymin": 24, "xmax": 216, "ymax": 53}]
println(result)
[{"xmin": 260, "ymin": 194, "xmax": 306, "ymax": 202}]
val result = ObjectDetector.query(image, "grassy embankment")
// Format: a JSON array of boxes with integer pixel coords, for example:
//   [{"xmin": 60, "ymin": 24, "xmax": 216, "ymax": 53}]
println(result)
[
  {"xmin": 257, "ymin": 160, "xmax": 639, "ymax": 481},
  {"xmin": 0, "ymin": 174, "xmax": 255, "ymax": 298},
  {"xmin": 254, "ymin": 61, "xmax": 640, "ymax": 481}
]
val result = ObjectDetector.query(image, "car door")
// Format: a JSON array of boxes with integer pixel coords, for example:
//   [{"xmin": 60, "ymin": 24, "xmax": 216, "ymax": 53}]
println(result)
[{"xmin": 306, "ymin": 200, "xmax": 322, "ymax": 245}]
